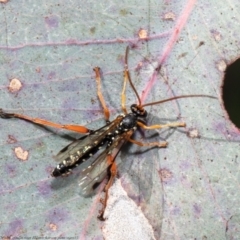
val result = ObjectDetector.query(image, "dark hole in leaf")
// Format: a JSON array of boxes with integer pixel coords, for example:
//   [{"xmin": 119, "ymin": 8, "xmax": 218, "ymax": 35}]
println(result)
[{"xmin": 222, "ymin": 59, "xmax": 240, "ymax": 128}]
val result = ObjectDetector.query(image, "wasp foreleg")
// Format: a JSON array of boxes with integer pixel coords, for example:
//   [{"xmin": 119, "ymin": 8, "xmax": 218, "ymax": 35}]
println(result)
[
  {"xmin": 127, "ymin": 138, "xmax": 168, "ymax": 148},
  {"xmin": 137, "ymin": 121, "xmax": 186, "ymax": 130}
]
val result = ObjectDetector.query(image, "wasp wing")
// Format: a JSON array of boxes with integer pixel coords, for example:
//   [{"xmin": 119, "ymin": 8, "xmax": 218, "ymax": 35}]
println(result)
[
  {"xmin": 54, "ymin": 116, "xmax": 123, "ymax": 162},
  {"xmin": 78, "ymin": 130, "xmax": 134, "ymax": 196},
  {"xmin": 54, "ymin": 135, "xmax": 88, "ymax": 161}
]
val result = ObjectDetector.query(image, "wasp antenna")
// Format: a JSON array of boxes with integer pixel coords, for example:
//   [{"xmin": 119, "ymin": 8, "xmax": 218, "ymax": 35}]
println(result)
[
  {"xmin": 124, "ymin": 46, "xmax": 142, "ymax": 106},
  {"xmin": 141, "ymin": 94, "xmax": 217, "ymax": 107}
]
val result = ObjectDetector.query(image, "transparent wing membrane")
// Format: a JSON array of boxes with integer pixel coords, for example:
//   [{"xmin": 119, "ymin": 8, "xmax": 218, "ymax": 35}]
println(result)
[
  {"xmin": 78, "ymin": 131, "xmax": 133, "ymax": 196},
  {"xmin": 54, "ymin": 116, "xmax": 123, "ymax": 162}
]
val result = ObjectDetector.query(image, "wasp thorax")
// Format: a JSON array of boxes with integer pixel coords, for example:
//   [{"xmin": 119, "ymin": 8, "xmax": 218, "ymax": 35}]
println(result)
[
  {"xmin": 130, "ymin": 104, "xmax": 147, "ymax": 118},
  {"xmin": 121, "ymin": 113, "xmax": 137, "ymax": 129}
]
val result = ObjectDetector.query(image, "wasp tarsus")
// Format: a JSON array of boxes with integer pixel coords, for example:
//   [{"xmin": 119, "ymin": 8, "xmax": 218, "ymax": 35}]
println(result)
[{"xmin": 0, "ymin": 109, "xmax": 15, "ymax": 119}]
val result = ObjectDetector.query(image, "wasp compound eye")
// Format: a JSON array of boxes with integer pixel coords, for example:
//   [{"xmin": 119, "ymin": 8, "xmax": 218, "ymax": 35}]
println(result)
[{"xmin": 222, "ymin": 59, "xmax": 240, "ymax": 129}]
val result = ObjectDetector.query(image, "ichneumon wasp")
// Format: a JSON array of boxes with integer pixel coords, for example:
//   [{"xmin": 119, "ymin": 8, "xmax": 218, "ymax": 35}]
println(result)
[{"xmin": 0, "ymin": 47, "xmax": 216, "ymax": 220}]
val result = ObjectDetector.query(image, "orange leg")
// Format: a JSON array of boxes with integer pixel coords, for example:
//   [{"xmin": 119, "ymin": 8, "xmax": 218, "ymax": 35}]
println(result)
[
  {"xmin": 128, "ymin": 138, "xmax": 168, "ymax": 148},
  {"xmin": 0, "ymin": 108, "xmax": 90, "ymax": 134},
  {"xmin": 93, "ymin": 67, "xmax": 110, "ymax": 122},
  {"xmin": 121, "ymin": 69, "xmax": 128, "ymax": 115},
  {"xmin": 137, "ymin": 121, "xmax": 186, "ymax": 130},
  {"xmin": 98, "ymin": 154, "xmax": 117, "ymax": 221},
  {"xmin": 127, "ymin": 120, "xmax": 186, "ymax": 148}
]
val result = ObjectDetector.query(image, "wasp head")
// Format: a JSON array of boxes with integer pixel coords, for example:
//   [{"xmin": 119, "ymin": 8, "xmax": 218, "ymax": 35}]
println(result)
[{"xmin": 130, "ymin": 104, "xmax": 147, "ymax": 118}]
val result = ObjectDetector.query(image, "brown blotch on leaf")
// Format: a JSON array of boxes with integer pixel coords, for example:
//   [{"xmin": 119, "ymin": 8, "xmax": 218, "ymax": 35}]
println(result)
[
  {"xmin": 35, "ymin": 67, "xmax": 41, "ymax": 73},
  {"xmin": 7, "ymin": 135, "xmax": 17, "ymax": 144},
  {"xmin": 159, "ymin": 168, "xmax": 173, "ymax": 182}
]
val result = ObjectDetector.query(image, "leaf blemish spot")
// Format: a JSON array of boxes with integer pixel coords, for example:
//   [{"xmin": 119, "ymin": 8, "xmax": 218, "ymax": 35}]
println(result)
[
  {"xmin": 7, "ymin": 135, "xmax": 17, "ymax": 144},
  {"xmin": 187, "ymin": 128, "xmax": 200, "ymax": 138},
  {"xmin": 193, "ymin": 203, "xmax": 202, "ymax": 218},
  {"xmin": 14, "ymin": 147, "xmax": 28, "ymax": 161},
  {"xmin": 35, "ymin": 67, "xmax": 41, "ymax": 73},
  {"xmin": 5, "ymin": 164, "xmax": 16, "ymax": 176},
  {"xmin": 163, "ymin": 11, "xmax": 176, "ymax": 21},
  {"xmin": 37, "ymin": 181, "xmax": 51, "ymax": 197},
  {"xmin": 45, "ymin": 15, "xmax": 59, "ymax": 28},
  {"xmin": 49, "ymin": 223, "xmax": 58, "ymax": 231},
  {"xmin": 138, "ymin": 29, "xmax": 148, "ymax": 39},
  {"xmin": 217, "ymin": 60, "xmax": 227, "ymax": 72},
  {"xmin": 211, "ymin": 30, "xmax": 222, "ymax": 42},
  {"xmin": 158, "ymin": 168, "xmax": 173, "ymax": 183},
  {"xmin": 8, "ymin": 78, "xmax": 22, "ymax": 93}
]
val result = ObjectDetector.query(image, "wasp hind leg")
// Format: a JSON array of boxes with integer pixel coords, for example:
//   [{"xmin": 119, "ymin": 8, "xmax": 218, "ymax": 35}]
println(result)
[
  {"xmin": 0, "ymin": 109, "xmax": 90, "ymax": 134},
  {"xmin": 98, "ymin": 154, "xmax": 117, "ymax": 221}
]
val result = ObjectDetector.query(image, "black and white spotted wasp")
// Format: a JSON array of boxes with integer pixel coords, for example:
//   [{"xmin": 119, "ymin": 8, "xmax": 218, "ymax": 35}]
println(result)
[{"xmin": 0, "ymin": 47, "xmax": 216, "ymax": 220}]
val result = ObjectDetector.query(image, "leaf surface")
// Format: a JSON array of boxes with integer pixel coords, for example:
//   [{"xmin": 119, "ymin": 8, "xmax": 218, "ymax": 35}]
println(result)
[{"xmin": 0, "ymin": 1, "xmax": 239, "ymax": 239}]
